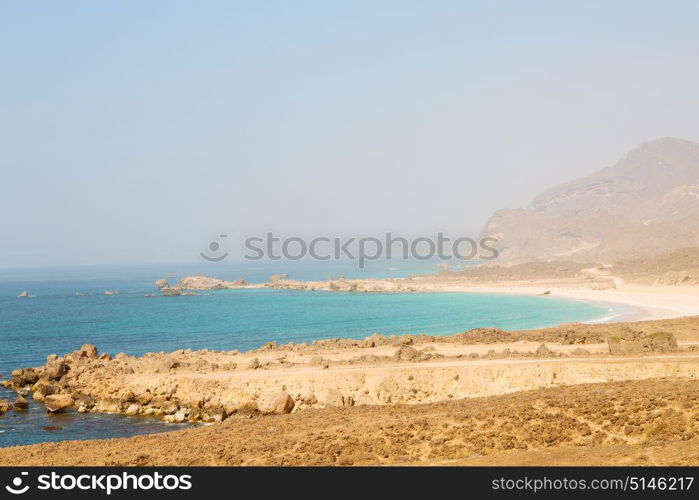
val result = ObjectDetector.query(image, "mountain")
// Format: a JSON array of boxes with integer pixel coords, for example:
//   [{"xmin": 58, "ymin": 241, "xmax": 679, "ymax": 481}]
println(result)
[{"xmin": 481, "ymin": 138, "xmax": 699, "ymax": 263}]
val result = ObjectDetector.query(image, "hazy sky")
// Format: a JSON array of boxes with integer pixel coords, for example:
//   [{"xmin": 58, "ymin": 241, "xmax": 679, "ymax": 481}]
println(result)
[{"xmin": 2, "ymin": 0, "xmax": 699, "ymax": 268}]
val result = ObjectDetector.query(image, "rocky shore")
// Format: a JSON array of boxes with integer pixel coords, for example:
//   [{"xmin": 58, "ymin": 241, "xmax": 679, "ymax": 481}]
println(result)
[{"xmin": 1, "ymin": 317, "xmax": 697, "ymax": 425}]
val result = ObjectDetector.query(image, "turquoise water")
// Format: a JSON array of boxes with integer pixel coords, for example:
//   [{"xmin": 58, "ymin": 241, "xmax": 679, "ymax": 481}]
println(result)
[{"xmin": 0, "ymin": 261, "xmax": 609, "ymax": 447}]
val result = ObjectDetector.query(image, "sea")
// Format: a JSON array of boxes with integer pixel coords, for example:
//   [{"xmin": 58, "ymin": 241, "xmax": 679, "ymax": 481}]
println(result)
[{"xmin": 0, "ymin": 258, "xmax": 617, "ymax": 447}]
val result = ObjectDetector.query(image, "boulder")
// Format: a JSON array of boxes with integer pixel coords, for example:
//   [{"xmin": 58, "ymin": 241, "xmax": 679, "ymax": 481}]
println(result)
[
  {"xmin": 257, "ymin": 391, "xmax": 295, "ymax": 415},
  {"xmin": 9, "ymin": 368, "xmax": 39, "ymax": 387},
  {"xmin": 32, "ymin": 382, "xmax": 59, "ymax": 402},
  {"xmin": 393, "ymin": 346, "xmax": 425, "ymax": 362},
  {"xmin": 13, "ymin": 395, "xmax": 29, "ymax": 410},
  {"xmin": 45, "ymin": 359, "xmax": 69, "ymax": 380},
  {"xmin": 72, "ymin": 392, "xmax": 96, "ymax": 409},
  {"xmin": 172, "ymin": 409, "xmax": 188, "ymax": 423},
  {"xmin": 161, "ymin": 287, "xmax": 183, "ymax": 296},
  {"xmin": 18, "ymin": 291, "xmax": 29, "ymax": 298},
  {"xmin": 44, "ymin": 394, "xmax": 73, "ymax": 413},
  {"xmin": 124, "ymin": 404, "xmax": 140, "ymax": 415},
  {"xmin": 323, "ymin": 388, "xmax": 345, "ymax": 407},
  {"xmin": 77, "ymin": 344, "xmax": 98, "ymax": 358},
  {"xmin": 0, "ymin": 399, "xmax": 10, "ymax": 414},
  {"xmin": 95, "ymin": 399, "xmax": 120, "ymax": 413},
  {"xmin": 154, "ymin": 279, "xmax": 169, "ymax": 289}
]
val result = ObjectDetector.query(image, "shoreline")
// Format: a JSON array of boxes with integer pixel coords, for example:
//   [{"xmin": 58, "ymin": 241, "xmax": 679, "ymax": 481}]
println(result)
[{"xmin": 391, "ymin": 281, "xmax": 699, "ymax": 324}]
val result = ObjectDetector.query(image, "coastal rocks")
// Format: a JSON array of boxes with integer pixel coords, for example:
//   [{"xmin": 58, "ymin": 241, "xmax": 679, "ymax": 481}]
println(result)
[
  {"xmin": 95, "ymin": 399, "xmax": 120, "ymax": 413},
  {"xmin": 18, "ymin": 291, "xmax": 29, "ymax": 298},
  {"xmin": 44, "ymin": 394, "xmax": 73, "ymax": 413},
  {"xmin": 10, "ymin": 368, "xmax": 39, "ymax": 387},
  {"xmin": 257, "ymin": 391, "xmax": 294, "ymax": 415},
  {"xmin": 13, "ymin": 395, "xmax": 29, "ymax": 410},
  {"xmin": 0, "ymin": 399, "xmax": 9, "ymax": 414},
  {"xmin": 163, "ymin": 409, "xmax": 188, "ymax": 423},
  {"xmin": 176, "ymin": 275, "xmax": 247, "ymax": 290},
  {"xmin": 44, "ymin": 357, "xmax": 70, "ymax": 380},
  {"xmin": 77, "ymin": 344, "xmax": 98, "ymax": 359},
  {"xmin": 72, "ymin": 392, "xmax": 96, "ymax": 411},
  {"xmin": 124, "ymin": 404, "xmax": 141, "ymax": 415},
  {"xmin": 154, "ymin": 279, "xmax": 169, "ymax": 290},
  {"xmin": 160, "ymin": 287, "xmax": 183, "ymax": 297},
  {"xmin": 32, "ymin": 382, "xmax": 59, "ymax": 402}
]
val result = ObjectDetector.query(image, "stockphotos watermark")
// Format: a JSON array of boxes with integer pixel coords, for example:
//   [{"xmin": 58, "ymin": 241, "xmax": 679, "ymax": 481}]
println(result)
[
  {"xmin": 200, "ymin": 232, "xmax": 499, "ymax": 267},
  {"xmin": 3, "ymin": 470, "xmax": 192, "ymax": 495}
]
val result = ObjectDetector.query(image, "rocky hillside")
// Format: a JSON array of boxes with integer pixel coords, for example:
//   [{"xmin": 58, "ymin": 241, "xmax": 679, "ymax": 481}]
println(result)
[{"xmin": 482, "ymin": 138, "xmax": 699, "ymax": 262}]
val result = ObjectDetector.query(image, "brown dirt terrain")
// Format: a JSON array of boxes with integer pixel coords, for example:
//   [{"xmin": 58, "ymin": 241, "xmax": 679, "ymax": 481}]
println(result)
[{"xmin": 0, "ymin": 378, "xmax": 697, "ymax": 466}]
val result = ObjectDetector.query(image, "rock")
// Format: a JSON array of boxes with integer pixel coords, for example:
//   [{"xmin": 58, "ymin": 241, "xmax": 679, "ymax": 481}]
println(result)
[
  {"xmin": 269, "ymin": 273, "xmax": 288, "ymax": 283},
  {"xmin": 154, "ymin": 279, "xmax": 169, "ymax": 289},
  {"xmin": 124, "ymin": 404, "xmax": 140, "ymax": 415},
  {"xmin": 43, "ymin": 426, "xmax": 63, "ymax": 431},
  {"xmin": 95, "ymin": 399, "xmax": 120, "ymax": 413},
  {"xmin": 44, "ymin": 394, "xmax": 73, "ymax": 413},
  {"xmin": 247, "ymin": 357, "xmax": 261, "ymax": 370},
  {"xmin": 32, "ymin": 382, "xmax": 58, "ymax": 402},
  {"xmin": 77, "ymin": 344, "xmax": 98, "ymax": 358},
  {"xmin": 161, "ymin": 287, "xmax": 183, "ymax": 296},
  {"xmin": 173, "ymin": 409, "xmax": 188, "ymax": 423},
  {"xmin": 202, "ymin": 408, "xmax": 226, "ymax": 423},
  {"xmin": 257, "ymin": 391, "xmax": 294, "ymax": 415},
  {"xmin": 535, "ymin": 344, "xmax": 555, "ymax": 358},
  {"xmin": 160, "ymin": 401, "xmax": 179, "ymax": 415},
  {"xmin": 608, "ymin": 330, "xmax": 679, "ymax": 355},
  {"xmin": 323, "ymin": 388, "xmax": 345, "ymax": 407},
  {"xmin": 98, "ymin": 353, "xmax": 112, "ymax": 361},
  {"xmin": 45, "ymin": 359, "xmax": 69, "ymax": 380},
  {"xmin": 9, "ymin": 368, "xmax": 39, "ymax": 387},
  {"xmin": 0, "ymin": 399, "xmax": 10, "ymax": 414},
  {"xmin": 393, "ymin": 346, "xmax": 424, "ymax": 362},
  {"xmin": 13, "ymin": 395, "xmax": 29, "ymax": 410},
  {"xmin": 72, "ymin": 392, "xmax": 96, "ymax": 409},
  {"xmin": 18, "ymin": 291, "xmax": 29, "ymax": 298}
]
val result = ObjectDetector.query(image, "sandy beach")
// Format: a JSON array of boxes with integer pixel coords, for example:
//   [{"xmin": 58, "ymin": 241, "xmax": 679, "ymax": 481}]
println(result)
[{"xmin": 432, "ymin": 284, "xmax": 699, "ymax": 322}]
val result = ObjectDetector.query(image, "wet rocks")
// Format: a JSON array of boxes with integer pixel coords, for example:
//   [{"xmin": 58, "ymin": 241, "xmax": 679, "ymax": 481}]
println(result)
[
  {"xmin": 10, "ymin": 368, "xmax": 39, "ymax": 387},
  {"xmin": 18, "ymin": 291, "xmax": 29, "ymax": 298},
  {"xmin": 44, "ymin": 394, "xmax": 73, "ymax": 413},
  {"xmin": 124, "ymin": 404, "xmax": 141, "ymax": 415},
  {"xmin": 32, "ymin": 382, "xmax": 59, "ymax": 402},
  {"xmin": 13, "ymin": 395, "xmax": 29, "ymax": 410},
  {"xmin": 0, "ymin": 399, "xmax": 10, "ymax": 414}
]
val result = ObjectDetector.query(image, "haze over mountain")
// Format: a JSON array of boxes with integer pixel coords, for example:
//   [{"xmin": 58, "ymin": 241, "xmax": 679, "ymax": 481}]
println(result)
[{"xmin": 481, "ymin": 138, "xmax": 699, "ymax": 263}]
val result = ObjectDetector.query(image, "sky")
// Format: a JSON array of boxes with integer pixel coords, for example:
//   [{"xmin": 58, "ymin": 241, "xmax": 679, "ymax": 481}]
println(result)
[{"xmin": 2, "ymin": 0, "xmax": 699, "ymax": 268}]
